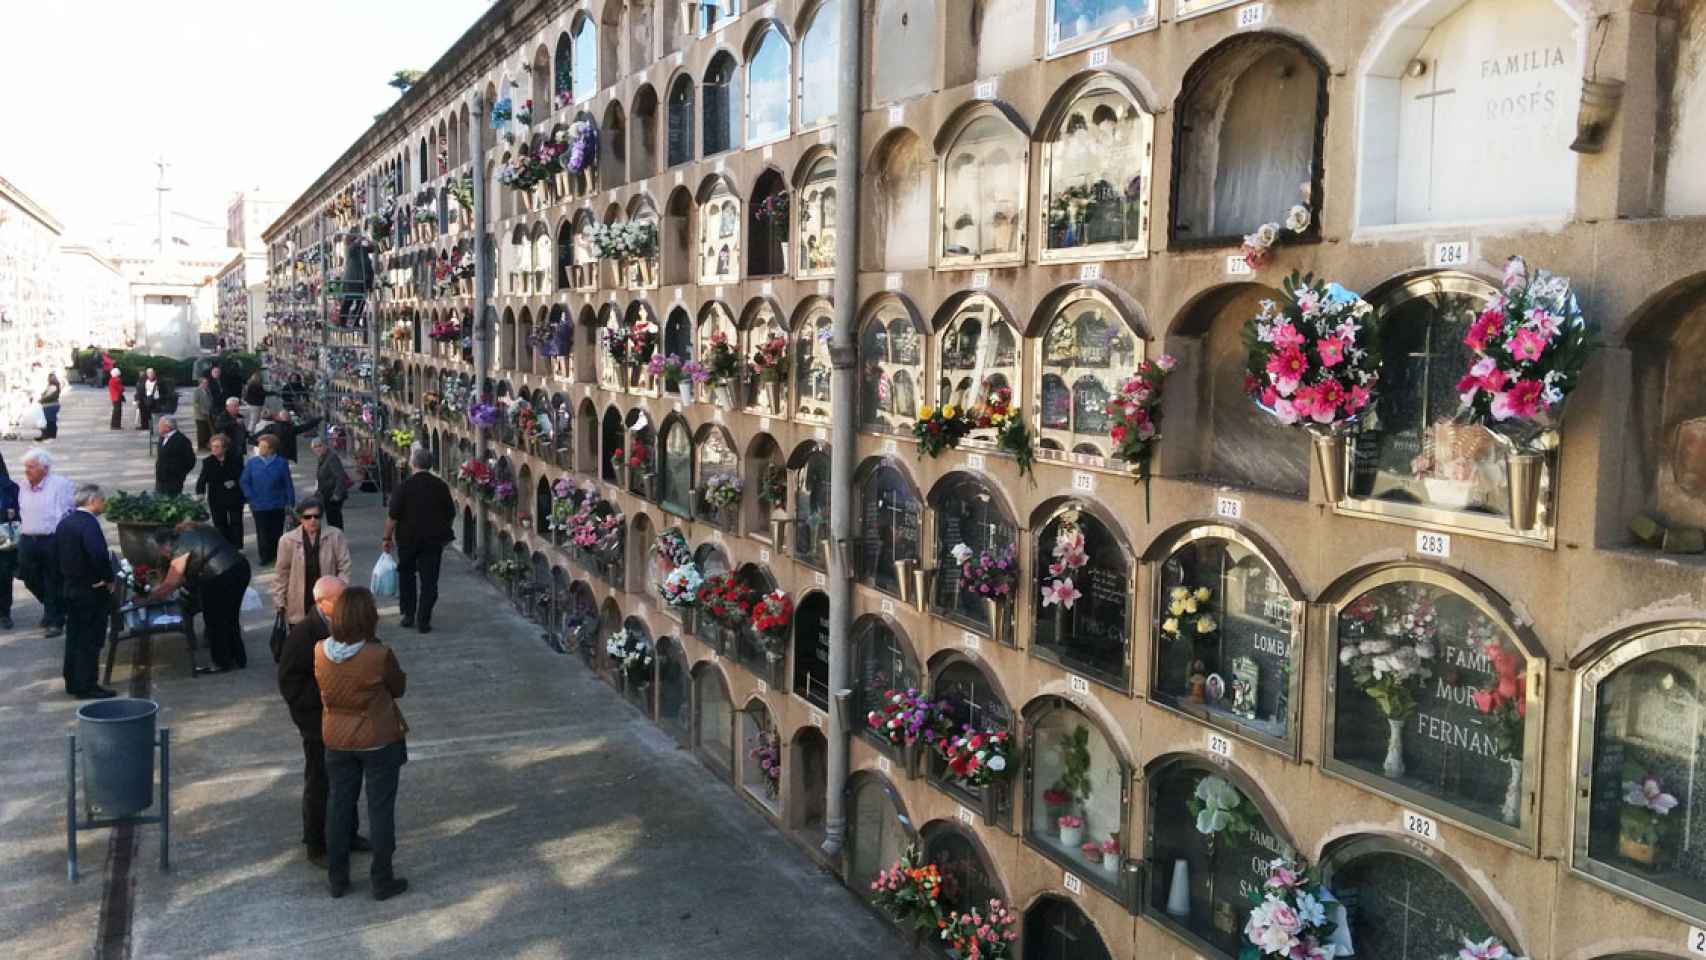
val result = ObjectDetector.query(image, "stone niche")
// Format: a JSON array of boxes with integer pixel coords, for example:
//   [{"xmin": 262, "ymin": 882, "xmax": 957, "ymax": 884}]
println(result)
[
  {"xmin": 1659, "ymin": 2, "xmax": 1706, "ymax": 215},
  {"xmin": 871, "ymin": 0, "xmax": 937, "ymax": 106},
  {"xmin": 1357, "ymin": 0, "xmax": 1582, "ymax": 229},
  {"xmin": 1627, "ymin": 279, "xmax": 1706, "ymax": 537}
]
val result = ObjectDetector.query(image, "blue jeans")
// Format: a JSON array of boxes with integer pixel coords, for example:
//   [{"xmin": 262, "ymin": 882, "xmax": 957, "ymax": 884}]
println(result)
[{"xmin": 41, "ymin": 403, "xmax": 60, "ymax": 438}]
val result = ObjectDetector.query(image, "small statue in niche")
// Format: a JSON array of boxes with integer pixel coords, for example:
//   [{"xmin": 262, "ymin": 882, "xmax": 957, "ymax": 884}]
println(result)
[
  {"xmin": 1231, "ymin": 657, "xmax": 1259, "ymax": 720},
  {"xmin": 1187, "ymin": 660, "xmax": 1208, "ymax": 703}
]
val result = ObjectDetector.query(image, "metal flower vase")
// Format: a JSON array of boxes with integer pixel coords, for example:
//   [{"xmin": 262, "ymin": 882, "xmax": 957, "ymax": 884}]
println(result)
[
  {"xmin": 985, "ymin": 599, "xmax": 1008, "ymax": 646},
  {"xmin": 1312, "ymin": 432, "xmax": 1348, "ymax": 504},
  {"xmin": 913, "ymin": 566, "xmax": 936, "ymax": 614},
  {"xmin": 894, "ymin": 559, "xmax": 917, "ymax": 605},
  {"xmin": 1506, "ymin": 449, "xmax": 1543, "ymax": 531}
]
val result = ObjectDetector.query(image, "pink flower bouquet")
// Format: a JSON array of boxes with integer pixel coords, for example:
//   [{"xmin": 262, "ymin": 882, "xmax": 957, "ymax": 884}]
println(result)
[
  {"xmin": 1106, "ymin": 354, "xmax": 1176, "ymax": 479},
  {"xmin": 1241, "ymin": 858, "xmax": 1346, "ymax": 959},
  {"xmin": 1243, "ymin": 272, "xmax": 1380, "ymax": 437}
]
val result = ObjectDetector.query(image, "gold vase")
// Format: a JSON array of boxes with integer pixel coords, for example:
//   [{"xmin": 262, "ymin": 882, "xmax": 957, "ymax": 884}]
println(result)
[
  {"xmin": 1506, "ymin": 450, "xmax": 1543, "ymax": 531},
  {"xmin": 894, "ymin": 559, "xmax": 917, "ymax": 605},
  {"xmin": 985, "ymin": 599, "xmax": 1008, "ymax": 646},
  {"xmin": 1312, "ymin": 433, "xmax": 1347, "ymax": 504},
  {"xmin": 913, "ymin": 567, "xmax": 936, "ymax": 613}
]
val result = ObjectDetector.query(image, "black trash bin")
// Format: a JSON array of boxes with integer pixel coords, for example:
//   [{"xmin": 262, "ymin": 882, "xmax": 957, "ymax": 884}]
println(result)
[{"xmin": 76, "ymin": 698, "xmax": 159, "ymax": 818}]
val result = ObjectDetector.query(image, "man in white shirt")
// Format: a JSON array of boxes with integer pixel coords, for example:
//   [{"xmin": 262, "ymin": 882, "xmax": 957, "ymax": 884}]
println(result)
[
  {"xmin": 137, "ymin": 367, "xmax": 161, "ymax": 430},
  {"xmin": 18, "ymin": 448, "xmax": 75, "ymax": 637}
]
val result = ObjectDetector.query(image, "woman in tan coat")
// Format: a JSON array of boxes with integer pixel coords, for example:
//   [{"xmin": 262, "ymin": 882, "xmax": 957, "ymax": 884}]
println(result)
[
  {"xmin": 274, "ymin": 497, "xmax": 352, "ymax": 626},
  {"xmin": 315, "ymin": 587, "xmax": 408, "ymax": 900}
]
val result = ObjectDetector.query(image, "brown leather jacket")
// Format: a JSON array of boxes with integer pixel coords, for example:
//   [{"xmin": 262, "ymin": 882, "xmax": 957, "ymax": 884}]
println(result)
[{"xmin": 314, "ymin": 641, "xmax": 407, "ymax": 751}]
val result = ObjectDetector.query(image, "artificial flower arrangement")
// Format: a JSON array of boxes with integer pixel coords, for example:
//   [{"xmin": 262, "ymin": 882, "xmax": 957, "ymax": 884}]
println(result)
[
  {"xmin": 1039, "ymin": 511, "xmax": 1088, "ymax": 611},
  {"xmin": 865, "ymin": 688, "xmax": 951, "ymax": 750},
  {"xmin": 1107, "ymin": 354, "xmax": 1178, "ymax": 482},
  {"xmin": 528, "ymin": 316, "xmax": 574, "ymax": 357},
  {"xmin": 1443, "ymin": 938, "xmax": 1528, "ymax": 960},
  {"xmin": 1160, "ymin": 585, "xmax": 1216, "ymax": 643},
  {"xmin": 515, "ymin": 98, "xmax": 534, "ymax": 126},
  {"xmin": 600, "ymin": 324, "xmax": 630, "ymax": 368},
  {"xmin": 587, "ymin": 220, "xmax": 659, "ymax": 261},
  {"xmin": 646, "ymin": 353, "xmax": 708, "ymax": 393},
  {"xmin": 950, "ymin": 542, "xmax": 1017, "ymax": 601},
  {"xmin": 651, "ymin": 529, "xmax": 694, "ymax": 570},
  {"xmin": 456, "ymin": 458, "xmax": 495, "ymax": 497},
  {"xmin": 1240, "ymin": 202, "xmax": 1313, "ymax": 270},
  {"xmin": 971, "ymin": 384, "xmax": 1034, "ymax": 480},
  {"xmin": 1240, "ymin": 858, "xmax": 1346, "ymax": 960},
  {"xmin": 695, "ymin": 573, "xmax": 755, "ymax": 629},
  {"xmin": 751, "ymin": 589, "xmax": 793, "ymax": 642},
  {"xmin": 748, "ymin": 731, "xmax": 782, "ymax": 798},
  {"xmin": 561, "ymin": 120, "xmax": 598, "ymax": 175},
  {"xmin": 548, "ymin": 477, "xmax": 587, "ymax": 533},
  {"xmin": 1620, "ymin": 769, "xmax": 1679, "ymax": 865},
  {"xmin": 467, "ymin": 401, "xmax": 500, "ymax": 430},
  {"xmin": 492, "ymin": 479, "xmax": 517, "ymax": 506},
  {"xmin": 912, "ymin": 403, "xmax": 974, "ymax": 459},
  {"xmin": 938, "ymin": 725, "xmax": 1014, "ymax": 788},
  {"xmin": 605, "ymin": 628, "xmax": 654, "ymax": 685},
  {"xmin": 449, "ymin": 176, "xmax": 474, "ymax": 215},
  {"xmin": 1338, "ymin": 585, "xmax": 1438, "ymax": 720},
  {"xmin": 938, "ymin": 899, "xmax": 1018, "ymax": 960},
  {"xmin": 429, "ymin": 318, "xmax": 462, "ymax": 342},
  {"xmin": 489, "ymin": 96, "xmax": 512, "ymax": 127},
  {"xmin": 625, "ymin": 317, "xmax": 658, "ymax": 368},
  {"xmin": 754, "ymin": 191, "xmax": 789, "ymax": 225},
  {"xmin": 869, "ymin": 847, "xmax": 945, "ymax": 936},
  {"xmin": 488, "ymin": 557, "xmax": 530, "ymax": 583},
  {"xmin": 390, "ymin": 319, "xmax": 412, "ymax": 344},
  {"xmin": 703, "ymin": 472, "xmax": 743, "ymax": 511},
  {"xmin": 756, "ymin": 464, "xmax": 788, "ymax": 512},
  {"xmin": 1243, "ymin": 273, "xmax": 1380, "ymax": 434},
  {"xmin": 567, "ymin": 502, "xmax": 624, "ymax": 554},
  {"xmin": 509, "ymin": 399, "xmax": 549, "ymax": 444},
  {"xmin": 625, "ymin": 441, "xmax": 652, "ymax": 474},
  {"xmin": 1187, "ymin": 775, "xmax": 1260, "ymax": 846},
  {"xmin": 1470, "ymin": 634, "xmax": 1527, "ymax": 758},
  {"xmin": 388, "ymin": 428, "xmax": 415, "ymax": 449},
  {"xmin": 751, "ymin": 334, "xmax": 790, "ymax": 382},
  {"xmin": 703, "ymin": 330, "xmax": 742, "ymax": 386},
  {"xmin": 659, "ymin": 564, "xmax": 704, "ymax": 607}
]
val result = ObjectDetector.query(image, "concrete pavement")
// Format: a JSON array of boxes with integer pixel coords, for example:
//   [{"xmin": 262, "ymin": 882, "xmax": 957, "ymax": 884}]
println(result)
[{"xmin": 0, "ymin": 385, "xmax": 904, "ymax": 959}]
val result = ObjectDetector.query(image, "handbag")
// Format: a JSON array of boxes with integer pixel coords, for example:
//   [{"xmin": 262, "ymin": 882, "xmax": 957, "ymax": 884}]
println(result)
[
  {"xmin": 0, "ymin": 520, "xmax": 18, "ymax": 552},
  {"xmin": 268, "ymin": 610, "xmax": 289, "ymax": 663}
]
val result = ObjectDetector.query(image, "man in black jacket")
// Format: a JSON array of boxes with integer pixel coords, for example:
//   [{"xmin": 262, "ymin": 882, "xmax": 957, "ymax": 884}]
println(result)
[
  {"xmin": 382, "ymin": 447, "xmax": 455, "ymax": 632},
  {"xmin": 214, "ymin": 397, "xmax": 247, "ymax": 453},
  {"xmin": 273, "ymin": 575, "xmax": 365, "ymax": 867},
  {"xmin": 56, "ymin": 484, "xmax": 115, "ymax": 699},
  {"xmin": 196, "ymin": 433, "xmax": 247, "ymax": 548},
  {"xmin": 155, "ymin": 417, "xmax": 197, "ymax": 494},
  {"xmin": 254, "ymin": 410, "xmax": 320, "ymax": 463}
]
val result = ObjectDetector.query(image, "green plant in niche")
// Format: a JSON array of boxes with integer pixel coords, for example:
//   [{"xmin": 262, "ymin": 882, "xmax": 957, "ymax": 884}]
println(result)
[{"xmin": 1058, "ymin": 725, "xmax": 1093, "ymax": 804}]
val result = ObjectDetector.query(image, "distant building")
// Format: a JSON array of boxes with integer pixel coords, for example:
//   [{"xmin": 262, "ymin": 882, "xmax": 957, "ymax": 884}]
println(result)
[
  {"xmin": 216, "ymin": 251, "xmax": 268, "ymax": 351},
  {"xmin": 0, "ymin": 175, "xmax": 64, "ymax": 433},
  {"xmin": 59, "ymin": 244, "xmax": 129, "ymax": 349}
]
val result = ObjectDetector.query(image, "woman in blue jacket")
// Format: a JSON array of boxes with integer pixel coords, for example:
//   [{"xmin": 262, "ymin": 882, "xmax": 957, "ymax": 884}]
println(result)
[
  {"xmin": 240, "ymin": 434, "xmax": 295, "ymax": 566},
  {"xmin": 0, "ymin": 451, "xmax": 18, "ymax": 630}
]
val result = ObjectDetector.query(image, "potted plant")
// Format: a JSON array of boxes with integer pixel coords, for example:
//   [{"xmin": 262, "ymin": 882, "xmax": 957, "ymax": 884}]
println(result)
[
  {"xmin": 1097, "ymin": 836, "xmax": 1121, "ymax": 878},
  {"xmin": 105, "ymin": 492, "xmax": 210, "ymax": 567},
  {"xmin": 950, "ymin": 542, "xmax": 1017, "ymax": 644},
  {"xmin": 1619, "ymin": 771, "xmax": 1677, "ymax": 867},
  {"xmin": 1057, "ymin": 814, "xmax": 1084, "ymax": 847},
  {"xmin": 751, "ymin": 334, "xmax": 789, "ymax": 411}
]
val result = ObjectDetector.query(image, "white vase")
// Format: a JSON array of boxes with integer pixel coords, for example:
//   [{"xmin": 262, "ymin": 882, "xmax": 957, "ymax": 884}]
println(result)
[
  {"xmin": 1165, "ymin": 859, "xmax": 1191, "ymax": 917},
  {"xmin": 1383, "ymin": 718, "xmax": 1406, "ymax": 778},
  {"xmin": 677, "ymin": 382, "xmax": 693, "ymax": 404},
  {"xmin": 1501, "ymin": 756, "xmax": 1522, "ymax": 824},
  {"xmin": 1099, "ymin": 854, "xmax": 1120, "ymax": 878},
  {"xmin": 1059, "ymin": 824, "xmax": 1083, "ymax": 848}
]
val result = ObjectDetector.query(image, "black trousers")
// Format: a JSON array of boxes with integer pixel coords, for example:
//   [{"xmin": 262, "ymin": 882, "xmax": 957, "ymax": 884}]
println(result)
[
  {"xmin": 210, "ymin": 502, "xmax": 244, "ymax": 550},
  {"xmin": 254, "ymin": 509, "xmax": 286, "ymax": 565},
  {"xmin": 327, "ymin": 740, "xmax": 404, "ymax": 885},
  {"xmin": 324, "ymin": 499, "xmax": 345, "ymax": 530},
  {"xmin": 62, "ymin": 585, "xmax": 109, "ymax": 695},
  {"xmin": 201, "ymin": 561, "xmax": 250, "ymax": 669},
  {"xmin": 18, "ymin": 534, "xmax": 63, "ymax": 628},
  {"xmin": 0, "ymin": 549, "xmax": 15, "ymax": 616},
  {"xmin": 302, "ymin": 735, "xmax": 358, "ymax": 852},
  {"xmin": 110, "ymin": 401, "xmax": 123, "ymax": 429},
  {"xmin": 137, "ymin": 399, "xmax": 153, "ymax": 429},
  {"xmin": 397, "ymin": 542, "xmax": 444, "ymax": 626},
  {"xmin": 195, "ymin": 419, "xmax": 212, "ymax": 451}
]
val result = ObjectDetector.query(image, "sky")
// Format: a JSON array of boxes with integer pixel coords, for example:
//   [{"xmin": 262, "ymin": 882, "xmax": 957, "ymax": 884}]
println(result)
[{"xmin": 0, "ymin": 0, "xmax": 490, "ymax": 245}]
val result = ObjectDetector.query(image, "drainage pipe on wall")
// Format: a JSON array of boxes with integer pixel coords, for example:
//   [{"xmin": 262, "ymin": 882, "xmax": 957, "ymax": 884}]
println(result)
[
  {"xmin": 471, "ymin": 90, "xmax": 492, "ymax": 553},
  {"xmin": 820, "ymin": 0, "xmax": 864, "ymax": 861}
]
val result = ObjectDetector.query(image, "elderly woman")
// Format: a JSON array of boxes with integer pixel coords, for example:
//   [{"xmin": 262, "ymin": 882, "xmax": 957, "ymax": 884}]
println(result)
[
  {"xmin": 315, "ymin": 587, "xmax": 409, "ymax": 901},
  {"xmin": 147, "ymin": 521, "xmax": 253, "ymax": 672},
  {"xmin": 274, "ymin": 497, "xmax": 352, "ymax": 628}
]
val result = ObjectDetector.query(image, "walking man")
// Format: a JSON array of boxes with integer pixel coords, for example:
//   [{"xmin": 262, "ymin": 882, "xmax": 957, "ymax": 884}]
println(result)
[
  {"xmin": 155, "ymin": 416, "xmax": 197, "ymax": 495},
  {"xmin": 197, "ymin": 433, "xmax": 247, "ymax": 549},
  {"xmin": 216, "ymin": 397, "xmax": 248, "ymax": 453},
  {"xmin": 241, "ymin": 434, "xmax": 295, "ymax": 566},
  {"xmin": 256, "ymin": 409, "xmax": 320, "ymax": 464},
  {"xmin": 382, "ymin": 447, "xmax": 454, "ymax": 632},
  {"xmin": 208, "ymin": 364, "xmax": 226, "ymax": 413},
  {"xmin": 18, "ymin": 448, "xmax": 73, "ymax": 637},
  {"xmin": 136, "ymin": 367, "xmax": 162, "ymax": 430},
  {"xmin": 311, "ymin": 438, "xmax": 353, "ymax": 529},
  {"xmin": 56, "ymin": 484, "xmax": 115, "ymax": 699},
  {"xmin": 192, "ymin": 374, "xmax": 215, "ymax": 451},
  {"xmin": 107, "ymin": 367, "xmax": 124, "ymax": 430},
  {"xmin": 274, "ymin": 575, "xmax": 367, "ymax": 868}
]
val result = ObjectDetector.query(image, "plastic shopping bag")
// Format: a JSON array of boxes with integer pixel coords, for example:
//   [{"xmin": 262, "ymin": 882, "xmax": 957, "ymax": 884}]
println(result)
[
  {"xmin": 240, "ymin": 586, "xmax": 264, "ymax": 612},
  {"xmin": 371, "ymin": 551, "xmax": 399, "ymax": 597},
  {"xmin": 27, "ymin": 405, "xmax": 46, "ymax": 431}
]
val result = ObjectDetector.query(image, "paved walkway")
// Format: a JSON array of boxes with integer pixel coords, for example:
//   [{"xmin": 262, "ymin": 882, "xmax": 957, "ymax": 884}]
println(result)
[{"xmin": 0, "ymin": 385, "xmax": 902, "ymax": 959}]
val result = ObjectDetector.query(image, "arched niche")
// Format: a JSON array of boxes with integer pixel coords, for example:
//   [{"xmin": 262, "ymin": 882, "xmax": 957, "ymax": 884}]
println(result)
[
  {"xmin": 598, "ymin": 0, "xmax": 622, "ymax": 88},
  {"xmin": 1167, "ymin": 282, "xmax": 1308, "ymax": 495},
  {"xmin": 1357, "ymin": 0, "xmax": 1581, "ymax": 229},
  {"xmin": 790, "ymin": 441, "xmax": 831, "ymax": 568},
  {"xmin": 625, "ymin": 408, "xmax": 655, "ymax": 499},
  {"xmin": 600, "ymin": 405, "xmax": 625, "ymax": 484},
  {"xmin": 663, "ymin": 186, "xmax": 694, "ymax": 286},
  {"xmin": 1322, "ymin": 562, "xmax": 1546, "ymax": 849},
  {"xmin": 1032, "ymin": 500, "xmax": 1135, "ymax": 690},
  {"xmin": 551, "ymin": 393, "xmax": 573, "ymax": 466},
  {"xmin": 745, "ymin": 24, "xmax": 791, "ymax": 145},
  {"xmin": 554, "ymin": 31, "xmax": 573, "ymax": 106},
  {"xmin": 623, "ymin": 195, "xmax": 661, "ymax": 290},
  {"xmin": 1664, "ymin": 19, "xmax": 1706, "ymax": 216},
  {"xmin": 1320, "ymin": 834, "xmax": 1520, "ymax": 960},
  {"xmin": 1143, "ymin": 754, "xmax": 1298, "ymax": 957},
  {"xmin": 1024, "ymin": 696, "xmax": 1132, "ymax": 897},
  {"xmin": 656, "ymin": 636, "xmax": 692, "ymax": 741},
  {"xmin": 744, "ymin": 432, "xmax": 784, "ymax": 533},
  {"xmin": 921, "ymin": 819, "xmax": 1009, "ymax": 912},
  {"xmin": 1573, "ymin": 623, "xmax": 1706, "ymax": 925},
  {"xmin": 1033, "ymin": 285, "xmax": 1146, "ymax": 467},
  {"xmin": 596, "ymin": 303, "xmax": 624, "ymax": 391},
  {"xmin": 858, "ymin": 293, "xmax": 925, "ymax": 436},
  {"xmin": 576, "ymin": 397, "xmax": 599, "ymax": 475},
  {"xmin": 796, "ymin": 0, "xmax": 840, "ymax": 131},
  {"xmin": 529, "ymin": 44, "xmax": 552, "ymax": 127},
  {"xmin": 600, "ymin": 100, "xmax": 627, "ymax": 189},
  {"xmin": 567, "ymin": 210, "xmax": 596, "ymax": 290},
  {"xmin": 1341, "ymin": 272, "xmax": 1553, "ymax": 542},
  {"xmin": 929, "ymin": 653, "xmax": 1015, "ymax": 825},
  {"xmin": 658, "ymin": 413, "xmax": 694, "ymax": 516},
  {"xmin": 666, "ymin": 73, "xmax": 696, "ymax": 167},
  {"xmin": 1614, "ymin": 275, "xmax": 1706, "ymax": 541},
  {"xmin": 627, "ymin": 1, "xmax": 652, "ymax": 88},
  {"xmin": 936, "ymin": 292, "xmax": 1022, "ymax": 446},
  {"xmin": 663, "ymin": 305, "xmax": 694, "ymax": 364},
  {"xmin": 792, "ymin": 299, "xmax": 833, "ymax": 421},
  {"xmin": 1039, "ymin": 73, "xmax": 1155, "ymax": 262},
  {"xmin": 570, "ymin": 13, "xmax": 598, "ymax": 102},
  {"xmin": 1143, "ymin": 521, "xmax": 1306, "ymax": 756},
  {"xmin": 739, "ymin": 697, "xmax": 782, "ymax": 811},
  {"xmin": 1170, "ymin": 34, "xmax": 1326, "ymax": 248},
  {"xmin": 853, "ymin": 456, "xmax": 923, "ymax": 595},
  {"xmin": 862, "ymin": 129, "xmax": 931, "ymax": 273},
  {"xmin": 693, "ymin": 663, "xmax": 735, "ymax": 775},
  {"xmin": 928, "ymin": 470, "xmax": 1018, "ymax": 636},
  {"xmin": 789, "ymin": 724, "xmax": 828, "ymax": 838},
  {"xmin": 869, "ymin": 0, "xmax": 935, "ymax": 106},
  {"xmin": 845, "ymin": 770, "xmax": 917, "ymax": 895},
  {"xmin": 936, "ymin": 104, "xmax": 1030, "ymax": 267},
  {"xmin": 741, "ymin": 297, "xmax": 789, "ymax": 416},
  {"xmin": 794, "ymin": 151, "xmax": 836, "ymax": 279},
  {"xmin": 852, "ymin": 613, "xmax": 923, "ymax": 751},
  {"xmin": 793, "ymin": 591, "xmax": 830, "ymax": 709},
  {"xmin": 698, "ymin": 301, "xmax": 740, "ymax": 407},
  {"xmin": 748, "ymin": 168, "xmax": 789, "ymax": 277},
  {"xmin": 1024, "ymin": 895, "xmax": 1114, "ymax": 960},
  {"xmin": 697, "ymin": 175, "xmax": 742, "ymax": 285},
  {"xmin": 703, "ymin": 51, "xmax": 742, "ymax": 157},
  {"xmin": 621, "ymin": 616, "xmax": 656, "ymax": 707},
  {"xmin": 692, "ymin": 422, "xmax": 739, "ymax": 526}
]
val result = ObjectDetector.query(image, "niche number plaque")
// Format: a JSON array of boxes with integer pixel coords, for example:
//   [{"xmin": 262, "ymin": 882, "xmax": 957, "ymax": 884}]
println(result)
[
  {"xmin": 1215, "ymin": 495, "xmax": 1243, "ymax": 520},
  {"xmin": 1063, "ymin": 872, "xmax": 1084, "ymax": 895},
  {"xmin": 1415, "ymin": 530, "xmax": 1452, "ymax": 559},
  {"xmin": 1225, "ymin": 255, "xmax": 1253, "ymax": 277},
  {"xmin": 1071, "ymin": 471, "xmax": 1095, "ymax": 492},
  {"xmin": 1068, "ymin": 675, "xmax": 1090, "ymax": 696},
  {"xmin": 759, "ymin": 548, "xmax": 770, "ymax": 563},
  {"xmin": 1402, "ymin": 809, "xmax": 1442, "ymax": 845},
  {"xmin": 962, "ymin": 631, "xmax": 981, "ymax": 652},
  {"xmin": 880, "ymin": 598, "xmax": 895, "ymax": 616},
  {"xmin": 1432, "ymin": 240, "xmax": 1470, "ymax": 268},
  {"xmin": 887, "ymin": 104, "xmax": 903, "ymax": 125},
  {"xmin": 1206, "ymin": 731, "xmax": 1234, "ymax": 759},
  {"xmin": 974, "ymin": 79, "xmax": 996, "ymax": 100},
  {"xmin": 877, "ymin": 756, "xmax": 892, "ymax": 773},
  {"xmin": 957, "ymin": 805, "xmax": 976, "ymax": 825},
  {"xmin": 1686, "ymin": 927, "xmax": 1706, "ymax": 957}
]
